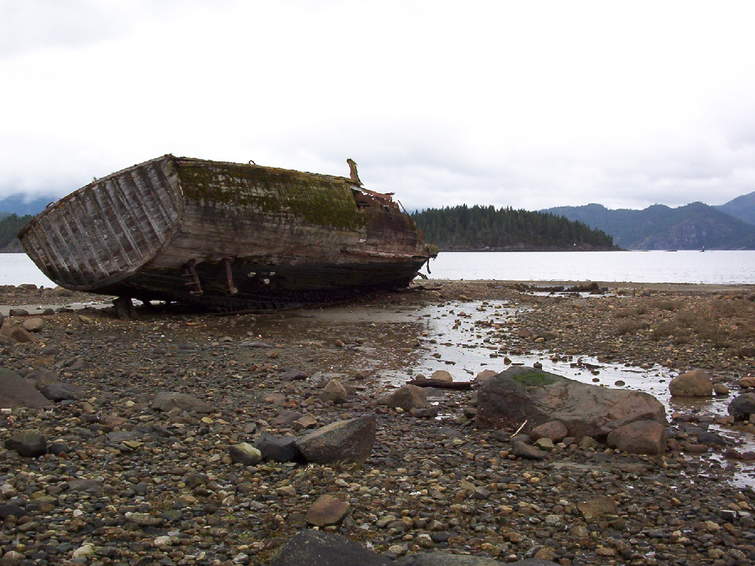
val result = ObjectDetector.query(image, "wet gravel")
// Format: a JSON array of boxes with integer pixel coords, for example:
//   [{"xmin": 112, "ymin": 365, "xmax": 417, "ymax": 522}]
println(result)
[{"xmin": 1, "ymin": 281, "xmax": 754, "ymax": 565}]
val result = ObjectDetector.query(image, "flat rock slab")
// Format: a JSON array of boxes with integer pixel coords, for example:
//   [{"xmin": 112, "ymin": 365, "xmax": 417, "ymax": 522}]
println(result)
[
  {"xmin": 38, "ymin": 382, "xmax": 84, "ymax": 402},
  {"xmin": 269, "ymin": 530, "xmax": 391, "ymax": 566},
  {"xmin": 296, "ymin": 416, "xmax": 376, "ymax": 464},
  {"xmin": 151, "ymin": 391, "xmax": 212, "ymax": 413},
  {"xmin": 306, "ymin": 494, "xmax": 350, "ymax": 526},
  {"xmin": 0, "ymin": 368, "xmax": 53, "ymax": 409},
  {"xmin": 477, "ymin": 366, "xmax": 665, "ymax": 439},
  {"xmin": 577, "ymin": 496, "xmax": 618, "ymax": 520}
]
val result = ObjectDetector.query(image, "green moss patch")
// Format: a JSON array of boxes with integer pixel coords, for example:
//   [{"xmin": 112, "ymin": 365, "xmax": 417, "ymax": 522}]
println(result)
[
  {"xmin": 511, "ymin": 370, "xmax": 560, "ymax": 386},
  {"xmin": 178, "ymin": 161, "xmax": 366, "ymax": 231}
]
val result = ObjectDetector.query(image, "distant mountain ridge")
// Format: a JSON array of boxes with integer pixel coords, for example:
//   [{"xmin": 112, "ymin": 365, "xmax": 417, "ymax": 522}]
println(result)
[
  {"xmin": 543, "ymin": 193, "xmax": 755, "ymax": 250},
  {"xmin": 0, "ymin": 194, "xmax": 57, "ymax": 217},
  {"xmin": 714, "ymin": 191, "xmax": 755, "ymax": 226}
]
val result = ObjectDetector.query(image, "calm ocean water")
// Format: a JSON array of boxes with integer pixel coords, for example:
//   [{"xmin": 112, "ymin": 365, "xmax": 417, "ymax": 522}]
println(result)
[{"xmin": 1, "ymin": 250, "xmax": 754, "ymax": 288}]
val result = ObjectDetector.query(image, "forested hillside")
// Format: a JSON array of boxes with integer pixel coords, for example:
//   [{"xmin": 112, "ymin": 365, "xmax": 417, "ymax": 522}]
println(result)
[
  {"xmin": 412, "ymin": 205, "xmax": 617, "ymax": 251},
  {"xmin": 0, "ymin": 214, "xmax": 33, "ymax": 252}
]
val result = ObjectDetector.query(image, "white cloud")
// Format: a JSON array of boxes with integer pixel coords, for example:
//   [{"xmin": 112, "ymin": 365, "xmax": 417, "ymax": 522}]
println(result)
[{"xmin": 1, "ymin": 0, "xmax": 755, "ymax": 210}]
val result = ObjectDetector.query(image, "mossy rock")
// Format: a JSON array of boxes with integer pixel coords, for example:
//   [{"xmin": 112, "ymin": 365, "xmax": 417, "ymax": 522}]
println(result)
[{"xmin": 506, "ymin": 367, "xmax": 564, "ymax": 387}]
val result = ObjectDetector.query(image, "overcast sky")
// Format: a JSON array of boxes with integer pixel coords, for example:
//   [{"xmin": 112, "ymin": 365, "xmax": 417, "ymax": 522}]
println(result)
[{"xmin": 2, "ymin": 0, "xmax": 755, "ymax": 211}]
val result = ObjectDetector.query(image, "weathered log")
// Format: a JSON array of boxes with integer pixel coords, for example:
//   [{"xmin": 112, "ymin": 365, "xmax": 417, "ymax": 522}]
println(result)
[{"xmin": 406, "ymin": 379, "xmax": 472, "ymax": 390}]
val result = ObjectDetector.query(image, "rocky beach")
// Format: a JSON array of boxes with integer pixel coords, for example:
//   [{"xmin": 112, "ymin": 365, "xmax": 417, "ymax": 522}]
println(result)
[{"xmin": 1, "ymin": 281, "xmax": 754, "ymax": 566}]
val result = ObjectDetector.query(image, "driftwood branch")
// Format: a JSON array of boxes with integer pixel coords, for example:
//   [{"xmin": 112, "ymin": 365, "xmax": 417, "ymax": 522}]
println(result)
[{"xmin": 406, "ymin": 379, "xmax": 472, "ymax": 390}]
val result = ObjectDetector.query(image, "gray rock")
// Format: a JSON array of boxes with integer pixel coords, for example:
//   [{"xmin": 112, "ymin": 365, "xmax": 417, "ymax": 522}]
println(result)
[
  {"xmin": 477, "ymin": 366, "xmax": 665, "ymax": 438},
  {"xmin": 38, "ymin": 382, "xmax": 84, "ymax": 402},
  {"xmin": 8, "ymin": 308, "xmax": 29, "ymax": 317},
  {"xmin": 321, "ymin": 379, "xmax": 349, "ymax": 403},
  {"xmin": 530, "ymin": 420, "xmax": 568, "ymax": 441},
  {"xmin": 151, "ymin": 391, "xmax": 212, "ymax": 413},
  {"xmin": 0, "ymin": 368, "xmax": 52, "ymax": 409},
  {"xmin": 5, "ymin": 430, "xmax": 48, "ymax": 457},
  {"xmin": 22, "ymin": 318, "xmax": 45, "ymax": 332},
  {"xmin": 512, "ymin": 439, "xmax": 547, "ymax": 460},
  {"xmin": 27, "ymin": 368, "xmax": 58, "ymax": 388},
  {"xmin": 381, "ymin": 384, "xmax": 428, "ymax": 411},
  {"xmin": 296, "ymin": 416, "xmax": 376, "ymax": 464},
  {"xmin": 255, "ymin": 433, "xmax": 301, "ymax": 462},
  {"xmin": 669, "ymin": 369, "xmax": 713, "ymax": 397},
  {"xmin": 229, "ymin": 443, "xmax": 262, "ymax": 465},
  {"xmin": 67, "ymin": 479, "xmax": 104, "ymax": 494},
  {"xmin": 269, "ymin": 530, "xmax": 391, "ymax": 566},
  {"xmin": 728, "ymin": 393, "xmax": 755, "ymax": 421},
  {"xmin": 396, "ymin": 554, "xmax": 558, "ymax": 565}
]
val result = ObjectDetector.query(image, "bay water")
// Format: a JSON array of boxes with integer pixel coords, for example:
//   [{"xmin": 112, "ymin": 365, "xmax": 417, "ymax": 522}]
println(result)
[{"xmin": 2, "ymin": 250, "xmax": 754, "ymax": 287}]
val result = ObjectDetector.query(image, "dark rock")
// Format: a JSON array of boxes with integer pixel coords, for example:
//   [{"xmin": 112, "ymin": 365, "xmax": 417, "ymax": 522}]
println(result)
[
  {"xmin": 255, "ymin": 433, "xmax": 301, "ymax": 462},
  {"xmin": 5, "ymin": 430, "xmax": 48, "ymax": 457},
  {"xmin": 269, "ymin": 530, "xmax": 391, "ymax": 566},
  {"xmin": 151, "ymin": 391, "xmax": 212, "ymax": 413},
  {"xmin": 606, "ymin": 420, "xmax": 667, "ymax": 455},
  {"xmin": 477, "ymin": 366, "xmax": 665, "ymax": 438},
  {"xmin": 280, "ymin": 369, "xmax": 309, "ymax": 381},
  {"xmin": 0, "ymin": 504, "xmax": 26, "ymax": 520},
  {"xmin": 396, "ymin": 554, "xmax": 558, "ymax": 565},
  {"xmin": 296, "ymin": 416, "xmax": 376, "ymax": 464},
  {"xmin": 8, "ymin": 308, "xmax": 29, "ymax": 317},
  {"xmin": 728, "ymin": 393, "xmax": 755, "ymax": 421},
  {"xmin": 38, "ymin": 382, "xmax": 84, "ymax": 402},
  {"xmin": 0, "ymin": 368, "xmax": 52, "ymax": 409}
]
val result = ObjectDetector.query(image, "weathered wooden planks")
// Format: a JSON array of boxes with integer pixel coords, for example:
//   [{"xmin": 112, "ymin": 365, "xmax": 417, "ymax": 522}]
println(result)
[{"xmin": 20, "ymin": 155, "xmax": 435, "ymax": 307}]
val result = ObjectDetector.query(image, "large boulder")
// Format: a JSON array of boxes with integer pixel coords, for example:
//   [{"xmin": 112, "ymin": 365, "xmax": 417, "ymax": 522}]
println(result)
[
  {"xmin": 306, "ymin": 494, "xmax": 350, "ymax": 526},
  {"xmin": 0, "ymin": 368, "xmax": 53, "ymax": 409},
  {"xmin": 606, "ymin": 420, "xmax": 667, "ymax": 454},
  {"xmin": 669, "ymin": 369, "xmax": 713, "ymax": 397},
  {"xmin": 477, "ymin": 366, "xmax": 665, "ymax": 439},
  {"xmin": 151, "ymin": 391, "xmax": 212, "ymax": 413},
  {"xmin": 269, "ymin": 530, "xmax": 391, "ymax": 566},
  {"xmin": 728, "ymin": 393, "xmax": 755, "ymax": 421},
  {"xmin": 296, "ymin": 416, "xmax": 376, "ymax": 464},
  {"xmin": 380, "ymin": 384, "xmax": 428, "ymax": 411}
]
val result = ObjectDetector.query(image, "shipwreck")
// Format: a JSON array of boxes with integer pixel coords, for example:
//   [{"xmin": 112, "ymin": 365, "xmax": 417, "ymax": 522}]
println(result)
[{"xmin": 18, "ymin": 155, "xmax": 437, "ymax": 309}]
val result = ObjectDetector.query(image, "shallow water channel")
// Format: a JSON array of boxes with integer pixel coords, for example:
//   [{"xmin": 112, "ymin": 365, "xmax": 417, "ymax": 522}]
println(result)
[{"xmin": 312, "ymin": 300, "xmax": 755, "ymax": 487}]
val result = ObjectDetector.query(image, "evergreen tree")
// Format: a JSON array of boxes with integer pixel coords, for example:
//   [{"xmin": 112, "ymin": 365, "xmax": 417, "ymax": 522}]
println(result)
[{"xmin": 412, "ymin": 206, "xmax": 617, "ymax": 250}]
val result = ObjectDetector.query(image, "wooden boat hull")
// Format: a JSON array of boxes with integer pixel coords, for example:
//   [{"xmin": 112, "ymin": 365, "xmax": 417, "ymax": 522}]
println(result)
[{"xmin": 19, "ymin": 155, "xmax": 435, "ymax": 308}]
